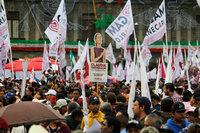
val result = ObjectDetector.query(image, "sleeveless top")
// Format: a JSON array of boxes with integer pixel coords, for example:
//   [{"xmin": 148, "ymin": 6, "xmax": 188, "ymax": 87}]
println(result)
[{"xmin": 93, "ymin": 47, "xmax": 104, "ymax": 63}]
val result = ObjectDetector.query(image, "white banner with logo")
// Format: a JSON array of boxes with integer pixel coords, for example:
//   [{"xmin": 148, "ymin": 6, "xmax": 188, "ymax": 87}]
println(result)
[
  {"xmin": 89, "ymin": 62, "xmax": 108, "ymax": 82},
  {"xmin": 141, "ymin": 0, "xmax": 166, "ymax": 46}
]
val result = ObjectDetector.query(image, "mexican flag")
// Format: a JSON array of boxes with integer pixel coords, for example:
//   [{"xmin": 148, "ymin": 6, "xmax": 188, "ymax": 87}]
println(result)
[{"xmin": 70, "ymin": 50, "xmax": 76, "ymax": 69}]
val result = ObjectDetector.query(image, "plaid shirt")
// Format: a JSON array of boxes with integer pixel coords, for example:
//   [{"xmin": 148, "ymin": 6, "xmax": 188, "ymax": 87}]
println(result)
[{"xmin": 171, "ymin": 91, "xmax": 183, "ymax": 103}]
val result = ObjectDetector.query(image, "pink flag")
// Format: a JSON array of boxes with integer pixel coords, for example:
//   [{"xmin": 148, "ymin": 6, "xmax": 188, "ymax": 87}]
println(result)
[
  {"xmin": 42, "ymin": 42, "xmax": 49, "ymax": 72},
  {"xmin": 141, "ymin": 0, "xmax": 166, "ymax": 46}
]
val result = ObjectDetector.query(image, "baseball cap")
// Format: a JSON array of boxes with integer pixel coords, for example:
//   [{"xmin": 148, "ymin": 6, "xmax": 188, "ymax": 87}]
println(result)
[
  {"xmin": 88, "ymin": 96, "xmax": 100, "ymax": 105},
  {"xmin": 172, "ymin": 102, "xmax": 186, "ymax": 113},
  {"xmin": 55, "ymin": 99, "xmax": 67, "ymax": 108},
  {"xmin": 126, "ymin": 120, "xmax": 142, "ymax": 130},
  {"xmin": 4, "ymin": 92, "xmax": 14, "ymax": 99},
  {"xmin": 45, "ymin": 89, "xmax": 56, "ymax": 96}
]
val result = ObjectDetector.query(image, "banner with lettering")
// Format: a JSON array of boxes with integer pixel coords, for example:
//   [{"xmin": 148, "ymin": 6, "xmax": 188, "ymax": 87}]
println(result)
[
  {"xmin": 141, "ymin": 0, "xmax": 166, "ymax": 46},
  {"xmin": 89, "ymin": 62, "xmax": 108, "ymax": 82},
  {"xmin": 105, "ymin": 0, "xmax": 134, "ymax": 50}
]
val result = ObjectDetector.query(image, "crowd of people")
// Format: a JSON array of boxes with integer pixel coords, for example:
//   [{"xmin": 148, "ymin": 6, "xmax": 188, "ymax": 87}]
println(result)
[{"xmin": 0, "ymin": 69, "xmax": 200, "ymax": 133}]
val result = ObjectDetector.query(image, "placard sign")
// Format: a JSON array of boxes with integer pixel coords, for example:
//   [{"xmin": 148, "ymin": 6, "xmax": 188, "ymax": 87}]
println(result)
[{"xmin": 89, "ymin": 62, "xmax": 108, "ymax": 82}]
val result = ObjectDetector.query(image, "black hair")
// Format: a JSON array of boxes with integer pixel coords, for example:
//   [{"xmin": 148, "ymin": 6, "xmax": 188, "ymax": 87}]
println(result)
[
  {"xmin": 105, "ymin": 116, "xmax": 121, "ymax": 133},
  {"xmin": 8, "ymin": 95, "xmax": 16, "ymax": 105},
  {"xmin": 21, "ymin": 95, "xmax": 33, "ymax": 101},
  {"xmin": 164, "ymin": 83, "xmax": 175, "ymax": 92},
  {"xmin": 71, "ymin": 109, "xmax": 83, "ymax": 118},
  {"xmin": 116, "ymin": 95, "xmax": 126, "ymax": 103},
  {"xmin": 107, "ymin": 92, "xmax": 116, "ymax": 104},
  {"xmin": 56, "ymin": 93, "xmax": 65, "ymax": 101},
  {"xmin": 151, "ymin": 94, "xmax": 161, "ymax": 102},
  {"xmin": 161, "ymin": 97, "xmax": 174, "ymax": 112},
  {"xmin": 27, "ymin": 87, "xmax": 35, "ymax": 96}
]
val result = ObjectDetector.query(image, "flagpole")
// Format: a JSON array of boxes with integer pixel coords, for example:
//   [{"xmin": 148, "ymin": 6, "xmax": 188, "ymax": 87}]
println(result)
[
  {"xmin": 9, "ymin": 44, "xmax": 14, "ymax": 79},
  {"xmin": 164, "ymin": 0, "xmax": 169, "ymax": 61}
]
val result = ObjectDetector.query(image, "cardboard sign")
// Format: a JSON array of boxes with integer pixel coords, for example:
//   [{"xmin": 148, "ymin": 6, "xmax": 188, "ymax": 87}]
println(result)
[{"xmin": 89, "ymin": 62, "xmax": 108, "ymax": 82}]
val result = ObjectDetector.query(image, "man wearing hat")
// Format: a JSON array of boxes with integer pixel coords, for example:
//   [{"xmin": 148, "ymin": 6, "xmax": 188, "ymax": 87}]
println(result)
[
  {"xmin": 81, "ymin": 96, "xmax": 104, "ymax": 130},
  {"xmin": 166, "ymin": 102, "xmax": 190, "ymax": 133},
  {"xmin": 45, "ymin": 89, "xmax": 56, "ymax": 104},
  {"xmin": 132, "ymin": 96, "xmax": 151, "ymax": 128},
  {"xmin": 126, "ymin": 120, "xmax": 141, "ymax": 133}
]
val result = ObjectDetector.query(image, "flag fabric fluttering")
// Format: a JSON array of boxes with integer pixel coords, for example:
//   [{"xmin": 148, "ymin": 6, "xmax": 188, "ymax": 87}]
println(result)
[
  {"xmin": 70, "ymin": 50, "xmax": 77, "ymax": 69},
  {"xmin": 78, "ymin": 41, "xmax": 84, "ymax": 57},
  {"xmin": 106, "ymin": 0, "xmax": 134, "ymax": 50},
  {"xmin": 165, "ymin": 47, "xmax": 173, "ymax": 83},
  {"xmin": 141, "ymin": 0, "xmax": 166, "ymax": 47},
  {"xmin": 71, "ymin": 39, "xmax": 90, "ymax": 80},
  {"xmin": 160, "ymin": 54, "xmax": 166, "ymax": 79},
  {"xmin": 106, "ymin": 43, "xmax": 116, "ymax": 64},
  {"xmin": 42, "ymin": 42, "xmax": 49, "ymax": 72},
  {"xmin": 188, "ymin": 42, "xmax": 196, "ymax": 65},
  {"xmin": 141, "ymin": 45, "xmax": 152, "ymax": 66},
  {"xmin": 45, "ymin": 0, "xmax": 67, "ymax": 45},
  {"xmin": 0, "ymin": 0, "xmax": 11, "ymax": 78},
  {"xmin": 116, "ymin": 63, "xmax": 124, "ymax": 81},
  {"xmin": 58, "ymin": 44, "xmax": 67, "ymax": 79},
  {"xmin": 162, "ymin": 43, "xmax": 168, "ymax": 63}
]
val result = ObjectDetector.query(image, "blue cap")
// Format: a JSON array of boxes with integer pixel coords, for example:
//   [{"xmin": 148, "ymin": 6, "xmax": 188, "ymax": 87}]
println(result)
[{"xmin": 4, "ymin": 92, "xmax": 14, "ymax": 99}]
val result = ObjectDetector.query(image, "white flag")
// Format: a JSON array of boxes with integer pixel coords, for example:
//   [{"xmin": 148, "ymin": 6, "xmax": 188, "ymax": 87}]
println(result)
[
  {"xmin": 42, "ymin": 42, "xmax": 49, "ymax": 72},
  {"xmin": 29, "ymin": 68, "xmax": 35, "ymax": 82},
  {"xmin": 71, "ymin": 39, "xmax": 90, "ymax": 76},
  {"xmin": 105, "ymin": 0, "xmax": 134, "ymax": 50},
  {"xmin": 106, "ymin": 43, "xmax": 116, "ymax": 64},
  {"xmin": 112, "ymin": 64, "xmax": 117, "ymax": 79},
  {"xmin": 155, "ymin": 58, "xmax": 160, "ymax": 95},
  {"xmin": 165, "ymin": 48, "xmax": 173, "ymax": 83},
  {"xmin": 141, "ymin": 0, "xmax": 166, "ymax": 46},
  {"xmin": 140, "ymin": 52, "xmax": 151, "ymax": 100},
  {"xmin": 78, "ymin": 41, "xmax": 84, "ymax": 57},
  {"xmin": 21, "ymin": 60, "xmax": 28, "ymax": 98},
  {"xmin": 188, "ymin": 42, "xmax": 196, "ymax": 64},
  {"xmin": 0, "ymin": 0, "xmax": 10, "ymax": 48},
  {"xmin": 147, "ymin": 68, "xmax": 157, "ymax": 79},
  {"xmin": 0, "ymin": 0, "xmax": 11, "ymax": 76},
  {"xmin": 58, "ymin": 44, "xmax": 67, "ymax": 69},
  {"xmin": 141, "ymin": 46, "xmax": 152, "ymax": 66},
  {"xmin": 175, "ymin": 42, "xmax": 183, "ymax": 64},
  {"xmin": 45, "ymin": 0, "xmax": 67, "ymax": 45},
  {"xmin": 163, "ymin": 43, "xmax": 168, "ymax": 63},
  {"xmin": 116, "ymin": 63, "xmax": 124, "ymax": 81}
]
